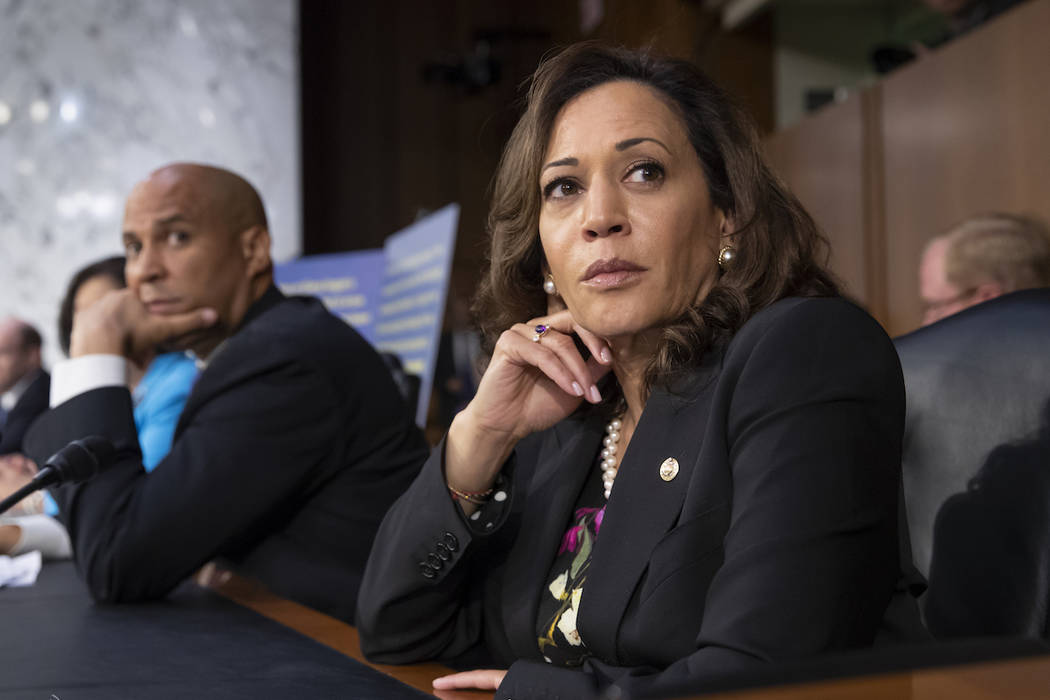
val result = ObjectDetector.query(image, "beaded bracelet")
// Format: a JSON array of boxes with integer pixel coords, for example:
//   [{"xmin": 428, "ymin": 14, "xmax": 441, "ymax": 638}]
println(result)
[{"xmin": 447, "ymin": 483, "xmax": 495, "ymax": 505}]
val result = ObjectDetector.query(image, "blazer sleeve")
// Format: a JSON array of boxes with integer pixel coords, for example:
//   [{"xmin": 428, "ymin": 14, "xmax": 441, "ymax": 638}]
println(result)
[
  {"xmin": 357, "ymin": 436, "xmax": 525, "ymax": 665},
  {"xmin": 23, "ymin": 355, "xmax": 344, "ymax": 603},
  {"xmin": 500, "ymin": 299, "xmax": 907, "ymax": 699}
]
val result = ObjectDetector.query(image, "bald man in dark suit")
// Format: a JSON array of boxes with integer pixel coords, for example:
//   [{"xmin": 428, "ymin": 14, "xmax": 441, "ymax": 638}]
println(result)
[{"xmin": 25, "ymin": 164, "xmax": 428, "ymax": 620}]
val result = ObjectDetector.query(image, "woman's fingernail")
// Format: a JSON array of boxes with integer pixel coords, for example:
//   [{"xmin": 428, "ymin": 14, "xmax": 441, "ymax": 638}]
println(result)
[
  {"xmin": 572, "ymin": 382, "xmax": 584, "ymax": 396},
  {"xmin": 589, "ymin": 385, "xmax": 602, "ymax": 403},
  {"xmin": 600, "ymin": 348, "xmax": 611, "ymax": 363}
]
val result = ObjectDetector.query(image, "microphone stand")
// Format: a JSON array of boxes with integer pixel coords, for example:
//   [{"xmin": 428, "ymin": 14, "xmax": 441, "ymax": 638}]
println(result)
[{"xmin": 0, "ymin": 471, "xmax": 58, "ymax": 516}]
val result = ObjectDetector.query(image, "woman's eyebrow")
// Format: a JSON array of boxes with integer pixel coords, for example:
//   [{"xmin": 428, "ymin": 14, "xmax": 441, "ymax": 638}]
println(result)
[
  {"xmin": 616, "ymin": 136, "xmax": 670, "ymax": 153},
  {"xmin": 542, "ymin": 157, "xmax": 578, "ymax": 172},
  {"xmin": 542, "ymin": 137, "xmax": 670, "ymax": 172}
]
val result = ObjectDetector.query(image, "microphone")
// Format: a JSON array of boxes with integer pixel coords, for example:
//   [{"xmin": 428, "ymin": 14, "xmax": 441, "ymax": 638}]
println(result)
[{"xmin": 0, "ymin": 436, "xmax": 115, "ymax": 516}]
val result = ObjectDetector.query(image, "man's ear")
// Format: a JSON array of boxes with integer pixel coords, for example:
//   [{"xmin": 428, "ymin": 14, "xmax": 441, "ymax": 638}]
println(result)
[
  {"xmin": 972, "ymin": 281, "xmax": 1004, "ymax": 304},
  {"xmin": 240, "ymin": 226, "xmax": 272, "ymax": 277}
]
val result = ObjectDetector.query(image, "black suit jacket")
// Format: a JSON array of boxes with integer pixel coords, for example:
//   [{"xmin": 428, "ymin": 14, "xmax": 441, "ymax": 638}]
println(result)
[
  {"xmin": 357, "ymin": 297, "xmax": 922, "ymax": 698},
  {"xmin": 24, "ymin": 286, "xmax": 429, "ymax": 621},
  {"xmin": 0, "ymin": 368, "xmax": 50, "ymax": 455}
]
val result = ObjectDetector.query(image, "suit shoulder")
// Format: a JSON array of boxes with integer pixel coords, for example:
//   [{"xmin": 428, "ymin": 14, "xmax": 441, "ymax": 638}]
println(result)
[
  {"xmin": 720, "ymin": 297, "xmax": 902, "ymax": 401},
  {"xmin": 240, "ymin": 294, "xmax": 371, "ymax": 356},
  {"xmin": 729, "ymin": 296, "xmax": 890, "ymax": 357}
]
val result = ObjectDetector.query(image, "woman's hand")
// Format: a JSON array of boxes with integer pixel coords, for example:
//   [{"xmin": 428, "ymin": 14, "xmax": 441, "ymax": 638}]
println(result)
[
  {"xmin": 432, "ymin": 668, "xmax": 507, "ymax": 693},
  {"xmin": 445, "ymin": 309, "xmax": 612, "ymax": 493},
  {"xmin": 468, "ymin": 308, "xmax": 612, "ymax": 439}
]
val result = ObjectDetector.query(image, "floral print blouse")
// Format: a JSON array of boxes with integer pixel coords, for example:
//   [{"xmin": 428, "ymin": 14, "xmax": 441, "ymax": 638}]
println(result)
[{"xmin": 536, "ymin": 464, "xmax": 606, "ymax": 667}]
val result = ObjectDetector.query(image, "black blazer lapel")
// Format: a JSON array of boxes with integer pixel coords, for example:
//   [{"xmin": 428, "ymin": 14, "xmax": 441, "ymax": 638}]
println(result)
[
  {"xmin": 503, "ymin": 412, "xmax": 605, "ymax": 661},
  {"xmin": 581, "ymin": 365, "xmax": 720, "ymax": 663},
  {"xmin": 173, "ymin": 285, "xmax": 286, "ymax": 437}
]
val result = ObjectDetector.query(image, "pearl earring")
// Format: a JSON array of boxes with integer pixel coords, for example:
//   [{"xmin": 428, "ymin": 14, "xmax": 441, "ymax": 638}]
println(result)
[
  {"xmin": 543, "ymin": 274, "xmax": 557, "ymax": 295},
  {"xmin": 717, "ymin": 245, "xmax": 736, "ymax": 271}
]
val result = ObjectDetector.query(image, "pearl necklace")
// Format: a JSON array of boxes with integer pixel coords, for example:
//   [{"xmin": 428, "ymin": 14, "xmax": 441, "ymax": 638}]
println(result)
[{"xmin": 600, "ymin": 417, "xmax": 623, "ymax": 499}]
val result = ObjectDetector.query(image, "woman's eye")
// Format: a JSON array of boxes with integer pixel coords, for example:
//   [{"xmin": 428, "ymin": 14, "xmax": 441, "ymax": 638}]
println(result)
[
  {"xmin": 626, "ymin": 162, "xmax": 664, "ymax": 184},
  {"xmin": 544, "ymin": 179, "xmax": 580, "ymax": 199}
]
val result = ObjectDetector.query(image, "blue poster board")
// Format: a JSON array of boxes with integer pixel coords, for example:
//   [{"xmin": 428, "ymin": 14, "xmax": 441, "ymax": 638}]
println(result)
[
  {"xmin": 275, "ymin": 249, "xmax": 386, "ymax": 345},
  {"xmin": 275, "ymin": 204, "xmax": 459, "ymax": 425}
]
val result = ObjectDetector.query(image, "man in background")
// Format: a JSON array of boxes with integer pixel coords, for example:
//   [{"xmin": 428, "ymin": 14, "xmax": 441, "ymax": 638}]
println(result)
[
  {"xmin": 918, "ymin": 212, "xmax": 1050, "ymax": 326},
  {"xmin": 0, "ymin": 318, "xmax": 60, "ymax": 556},
  {"xmin": 23, "ymin": 163, "xmax": 428, "ymax": 620},
  {"xmin": 0, "ymin": 318, "xmax": 49, "ymax": 457}
]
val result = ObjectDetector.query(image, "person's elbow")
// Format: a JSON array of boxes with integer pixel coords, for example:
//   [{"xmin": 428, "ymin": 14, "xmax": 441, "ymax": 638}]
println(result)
[
  {"xmin": 356, "ymin": 605, "xmax": 411, "ymax": 664},
  {"xmin": 77, "ymin": 549, "xmax": 179, "ymax": 605}
]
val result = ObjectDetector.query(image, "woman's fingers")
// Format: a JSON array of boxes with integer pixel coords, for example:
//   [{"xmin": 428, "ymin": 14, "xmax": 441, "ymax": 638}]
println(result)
[
  {"xmin": 432, "ymin": 669, "xmax": 507, "ymax": 690},
  {"xmin": 509, "ymin": 323, "xmax": 607, "ymax": 403},
  {"xmin": 500, "ymin": 327, "xmax": 588, "ymax": 401},
  {"xmin": 573, "ymin": 321, "xmax": 612, "ymax": 366},
  {"xmin": 490, "ymin": 307, "xmax": 613, "ymax": 406},
  {"xmin": 530, "ymin": 308, "xmax": 612, "ymax": 368}
]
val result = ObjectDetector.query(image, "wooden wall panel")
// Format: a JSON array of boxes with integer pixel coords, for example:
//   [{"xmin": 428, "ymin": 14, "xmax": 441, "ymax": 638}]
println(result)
[
  {"xmin": 300, "ymin": 0, "xmax": 579, "ymax": 305},
  {"xmin": 595, "ymin": 0, "xmax": 775, "ymax": 133},
  {"xmin": 763, "ymin": 0, "xmax": 1050, "ymax": 336},
  {"xmin": 880, "ymin": 0, "xmax": 1050, "ymax": 334},
  {"xmin": 764, "ymin": 95, "xmax": 872, "ymax": 309}
]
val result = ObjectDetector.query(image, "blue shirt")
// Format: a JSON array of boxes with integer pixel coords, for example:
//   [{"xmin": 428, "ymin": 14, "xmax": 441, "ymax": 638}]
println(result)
[
  {"xmin": 44, "ymin": 352, "xmax": 197, "ymax": 515},
  {"xmin": 131, "ymin": 353, "xmax": 198, "ymax": 470}
]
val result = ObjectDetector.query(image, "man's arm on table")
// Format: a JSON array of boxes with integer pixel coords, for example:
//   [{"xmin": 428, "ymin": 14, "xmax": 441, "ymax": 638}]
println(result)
[
  {"xmin": 0, "ymin": 452, "xmax": 72, "ymax": 558},
  {"xmin": 25, "ymin": 346, "xmax": 344, "ymax": 603},
  {"xmin": 0, "ymin": 515, "xmax": 72, "ymax": 558}
]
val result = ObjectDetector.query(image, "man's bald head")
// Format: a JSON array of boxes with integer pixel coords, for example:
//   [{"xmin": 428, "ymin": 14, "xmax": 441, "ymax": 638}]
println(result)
[
  {"xmin": 121, "ymin": 163, "xmax": 274, "ymax": 356},
  {"xmin": 130, "ymin": 163, "xmax": 268, "ymax": 240}
]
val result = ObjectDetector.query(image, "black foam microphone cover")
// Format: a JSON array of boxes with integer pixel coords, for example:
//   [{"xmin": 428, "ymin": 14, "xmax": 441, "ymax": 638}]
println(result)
[{"xmin": 40, "ymin": 435, "xmax": 115, "ymax": 485}]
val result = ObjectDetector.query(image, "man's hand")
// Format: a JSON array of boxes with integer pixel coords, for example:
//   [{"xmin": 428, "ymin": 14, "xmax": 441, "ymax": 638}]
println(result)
[
  {"xmin": 0, "ymin": 524, "xmax": 21, "ymax": 554},
  {"xmin": 70, "ymin": 289, "xmax": 217, "ymax": 366},
  {"xmin": 0, "ymin": 454, "xmax": 35, "ymax": 496},
  {"xmin": 0, "ymin": 454, "xmax": 40, "ymax": 517}
]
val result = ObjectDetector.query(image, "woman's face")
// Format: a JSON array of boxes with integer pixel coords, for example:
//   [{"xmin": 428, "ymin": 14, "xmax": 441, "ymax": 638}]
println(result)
[{"xmin": 538, "ymin": 80, "xmax": 724, "ymax": 342}]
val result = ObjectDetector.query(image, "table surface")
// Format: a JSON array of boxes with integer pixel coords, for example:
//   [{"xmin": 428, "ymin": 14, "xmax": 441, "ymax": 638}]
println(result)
[
  {"xmin": 0, "ymin": 561, "xmax": 490, "ymax": 700},
  {"xmin": 4, "ymin": 562, "xmax": 1050, "ymax": 699},
  {"xmin": 204, "ymin": 565, "xmax": 491, "ymax": 700}
]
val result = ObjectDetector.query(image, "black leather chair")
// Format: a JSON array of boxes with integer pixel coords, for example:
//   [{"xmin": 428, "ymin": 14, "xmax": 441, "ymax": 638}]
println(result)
[{"xmin": 894, "ymin": 288, "xmax": 1050, "ymax": 638}]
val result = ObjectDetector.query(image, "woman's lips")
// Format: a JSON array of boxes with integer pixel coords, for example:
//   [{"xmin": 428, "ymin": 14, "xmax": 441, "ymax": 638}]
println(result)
[{"xmin": 580, "ymin": 258, "xmax": 647, "ymax": 288}]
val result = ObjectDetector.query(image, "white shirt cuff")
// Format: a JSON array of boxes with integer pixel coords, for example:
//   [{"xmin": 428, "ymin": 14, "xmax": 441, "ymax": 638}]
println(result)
[
  {"xmin": 2, "ymin": 514, "xmax": 72, "ymax": 559},
  {"xmin": 50, "ymin": 355, "xmax": 129, "ymax": 407}
]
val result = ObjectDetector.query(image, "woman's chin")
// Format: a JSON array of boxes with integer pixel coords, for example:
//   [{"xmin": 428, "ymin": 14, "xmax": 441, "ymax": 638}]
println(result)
[{"xmin": 577, "ymin": 316, "xmax": 662, "ymax": 350}]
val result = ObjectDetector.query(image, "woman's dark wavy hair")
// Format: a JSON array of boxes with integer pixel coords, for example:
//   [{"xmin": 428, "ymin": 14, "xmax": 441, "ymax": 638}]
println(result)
[
  {"xmin": 473, "ymin": 42, "xmax": 838, "ymax": 393},
  {"xmin": 58, "ymin": 256, "xmax": 126, "ymax": 357}
]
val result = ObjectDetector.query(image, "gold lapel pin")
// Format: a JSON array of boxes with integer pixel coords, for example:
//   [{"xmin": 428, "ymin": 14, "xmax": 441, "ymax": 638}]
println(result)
[{"xmin": 659, "ymin": 457, "xmax": 679, "ymax": 482}]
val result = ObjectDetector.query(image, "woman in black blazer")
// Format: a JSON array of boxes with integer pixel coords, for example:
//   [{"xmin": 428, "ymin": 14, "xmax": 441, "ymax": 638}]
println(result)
[{"xmin": 357, "ymin": 43, "xmax": 921, "ymax": 699}]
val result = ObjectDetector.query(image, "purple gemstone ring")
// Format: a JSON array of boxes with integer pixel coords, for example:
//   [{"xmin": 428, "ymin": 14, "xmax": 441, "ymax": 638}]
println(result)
[{"xmin": 531, "ymin": 324, "xmax": 550, "ymax": 342}]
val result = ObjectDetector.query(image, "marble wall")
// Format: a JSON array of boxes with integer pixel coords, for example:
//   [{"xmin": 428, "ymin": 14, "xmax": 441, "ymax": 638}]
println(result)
[{"xmin": 0, "ymin": 0, "xmax": 299, "ymax": 365}]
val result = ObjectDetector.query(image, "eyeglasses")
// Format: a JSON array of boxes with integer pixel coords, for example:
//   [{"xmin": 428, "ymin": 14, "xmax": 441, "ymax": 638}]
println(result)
[{"xmin": 921, "ymin": 288, "xmax": 976, "ymax": 321}]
